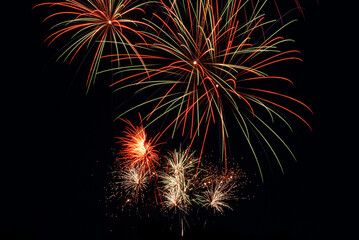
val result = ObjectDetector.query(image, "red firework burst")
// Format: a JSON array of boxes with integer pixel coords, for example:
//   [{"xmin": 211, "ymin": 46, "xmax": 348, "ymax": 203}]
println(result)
[{"xmin": 116, "ymin": 117, "xmax": 162, "ymax": 179}]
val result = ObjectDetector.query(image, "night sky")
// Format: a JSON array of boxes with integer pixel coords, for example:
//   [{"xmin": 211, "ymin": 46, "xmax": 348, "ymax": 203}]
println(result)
[{"xmin": 2, "ymin": 1, "xmax": 354, "ymax": 239}]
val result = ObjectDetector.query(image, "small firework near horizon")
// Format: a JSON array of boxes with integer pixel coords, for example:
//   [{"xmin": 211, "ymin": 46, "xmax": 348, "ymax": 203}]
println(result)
[
  {"xmin": 105, "ymin": 163, "xmax": 152, "ymax": 215},
  {"xmin": 199, "ymin": 169, "xmax": 239, "ymax": 215},
  {"xmin": 115, "ymin": 117, "xmax": 163, "ymax": 182},
  {"xmin": 119, "ymin": 167, "xmax": 149, "ymax": 199},
  {"xmin": 160, "ymin": 147, "xmax": 198, "ymax": 214}
]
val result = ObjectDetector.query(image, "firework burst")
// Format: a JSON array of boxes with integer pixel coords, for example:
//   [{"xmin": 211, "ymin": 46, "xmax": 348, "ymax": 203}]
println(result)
[
  {"xmin": 200, "ymin": 173, "xmax": 238, "ymax": 215},
  {"xmin": 105, "ymin": 161, "xmax": 150, "ymax": 217},
  {"xmin": 119, "ymin": 166, "xmax": 149, "ymax": 199},
  {"xmin": 115, "ymin": 117, "xmax": 162, "ymax": 183},
  {"xmin": 34, "ymin": 0, "xmax": 152, "ymax": 92},
  {"xmin": 111, "ymin": 0, "xmax": 312, "ymax": 181},
  {"xmin": 160, "ymin": 147, "xmax": 198, "ymax": 214}
]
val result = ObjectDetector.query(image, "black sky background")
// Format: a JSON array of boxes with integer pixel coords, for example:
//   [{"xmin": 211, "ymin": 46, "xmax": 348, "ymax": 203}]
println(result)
[{"xmin": 2, "ymin": 1, "xmax": 355, "ymax": 239}]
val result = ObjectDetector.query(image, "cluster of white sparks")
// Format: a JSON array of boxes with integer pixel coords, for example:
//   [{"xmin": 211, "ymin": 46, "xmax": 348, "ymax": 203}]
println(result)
[{"xmin": 104, "ymin": 146, "xmax": 255, "ymax": 238}]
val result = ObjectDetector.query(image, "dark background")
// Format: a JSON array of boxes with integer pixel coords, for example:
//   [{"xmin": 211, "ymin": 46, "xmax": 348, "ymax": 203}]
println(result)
[{"xmin": 2, "ymin": 1, "xmax": 354, "ymax": 239}]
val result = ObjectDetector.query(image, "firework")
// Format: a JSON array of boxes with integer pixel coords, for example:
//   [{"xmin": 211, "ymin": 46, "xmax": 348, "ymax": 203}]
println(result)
[
  {"xmin": 33, "ymin": 0, "xmax": 316, "ymax": 236},
  {"xmin": 202, "ymin": 179, "xmax": 237, "ymax": 215},
  {"xmin": 198, "ymin": 168, "xmax": 240, "ymax": 215},
  {"xmin": 111, "ymin": 0, "xmax": 312, "ymax": 181},
  {"xmin": 119, "ymin": 166, "xmax": 149, "ymax": 199},
  {"xmin": 160, "ymin": 147, "xmax": 198, "ymax": 214},
  {"xmin": 34, "ymin": 0, "xmax": 151, "ymax": 92},
  {"xmin": 106, "ymin": 144, "xmax": 254, "ymax": 235},
  {"xmin": 105, "ymin": 161, "xmax": 149, "ymax": 217},
  {"xmin": 115, "ymin": 117, "xmax": 162, "ymax": 182}
]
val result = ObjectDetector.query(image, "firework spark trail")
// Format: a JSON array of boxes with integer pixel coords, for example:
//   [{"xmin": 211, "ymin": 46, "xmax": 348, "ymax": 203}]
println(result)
[
  {"xmin": 272, "ymin": 0, "xmax": 304, "ymax": 20},
  {"xmin": 271, "ymin": 0, "xmax": 319, "ymax": 25},
  {"xmin": 34, "ymin": 0, "xmax": 152, "ymax": 92},
  {"xmin": 111, "ymin": 0, "xmax": 312, "ymax": 181}
]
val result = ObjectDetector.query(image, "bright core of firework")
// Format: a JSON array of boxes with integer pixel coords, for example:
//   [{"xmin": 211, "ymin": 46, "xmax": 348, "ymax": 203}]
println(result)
[
  {"xmin": 108, "ymin": 20, "xmax": 112, "ymax": 24},
  {"xmin": 125, "ymin": 129, "xmax": 153, "ymax": 166},
  {"xmin": 193, "ymin": 60, "xmax": 197, "ymax": 65},
  {"xmin": 134, "ymin": 139, "xmax": 147, "ymax": 156}
]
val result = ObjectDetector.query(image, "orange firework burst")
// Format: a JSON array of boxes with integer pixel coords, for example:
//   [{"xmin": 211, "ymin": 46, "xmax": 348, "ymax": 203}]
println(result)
[{"xmin": 116, "ymin": 117, "xmax": 162, "ymax": 180}]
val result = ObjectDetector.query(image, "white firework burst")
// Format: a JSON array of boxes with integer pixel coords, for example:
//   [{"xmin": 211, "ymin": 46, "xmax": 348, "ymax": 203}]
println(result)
[
  {"xmin": 160, "ymin": 147, "xmax": 198, "ymax": 213},
  {"xmin": 201, "ymin": 174, "xmax": 238, "ymax": 215},
  {"xmin": 120, "ymin": 167, "xmax": 149, "ymax": 198}
]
